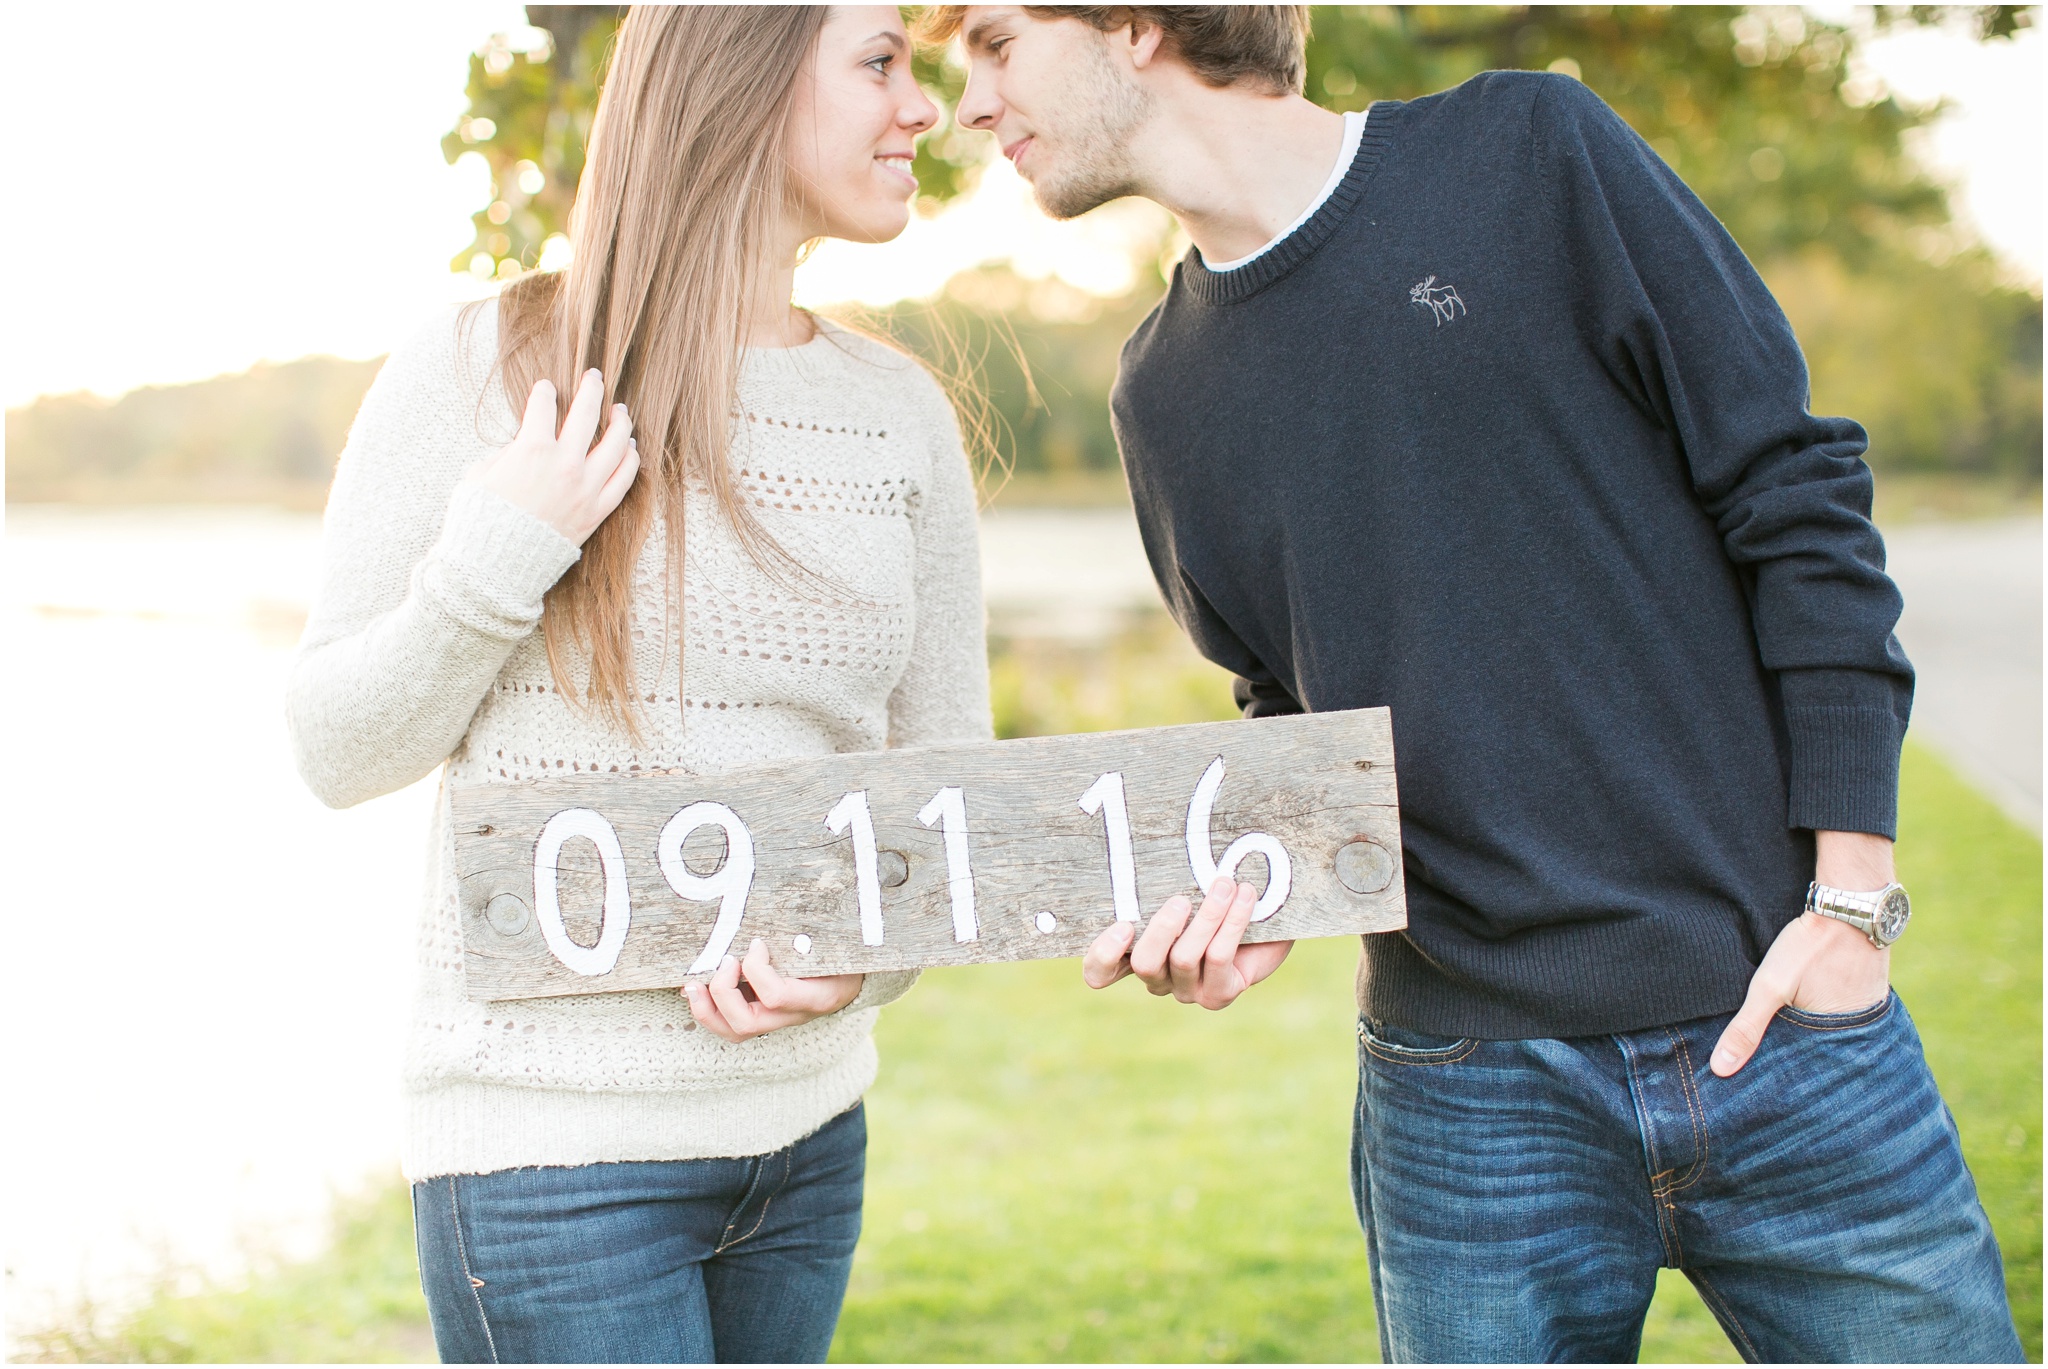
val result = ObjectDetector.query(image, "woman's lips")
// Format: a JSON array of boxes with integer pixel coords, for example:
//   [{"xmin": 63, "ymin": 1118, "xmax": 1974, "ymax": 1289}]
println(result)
[{"xmin": 875, "ymin": 154, "xmax": 917, "ymax": 189}]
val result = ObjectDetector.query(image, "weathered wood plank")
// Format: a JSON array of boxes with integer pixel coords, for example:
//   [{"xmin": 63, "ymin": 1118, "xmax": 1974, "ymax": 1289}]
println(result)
[{"xmin": 454, "ymin": 707, "xmax": 1403, "ymax": 1001}]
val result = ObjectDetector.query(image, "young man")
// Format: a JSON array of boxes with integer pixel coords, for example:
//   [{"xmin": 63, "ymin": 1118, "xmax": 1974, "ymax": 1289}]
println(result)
[{"xmin": 932, "ymin": 6, "xmax": 2022, "ymax": 1362}]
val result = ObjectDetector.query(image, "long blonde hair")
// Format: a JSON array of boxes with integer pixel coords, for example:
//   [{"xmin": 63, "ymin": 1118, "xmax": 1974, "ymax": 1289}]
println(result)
[{"xmin": 495, "ymin": 5, "xmax": 829, "ymax": 732}]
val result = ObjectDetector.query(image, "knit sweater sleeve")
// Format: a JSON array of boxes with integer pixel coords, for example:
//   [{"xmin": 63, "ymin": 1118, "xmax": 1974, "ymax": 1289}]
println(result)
[
  {"xmin": 1534, "ymin": 75, "xmax": 1914, "ymax": 837},
  {"xmin": 287, "ymin": 310, "xmax": 581, "ymax": 809}
]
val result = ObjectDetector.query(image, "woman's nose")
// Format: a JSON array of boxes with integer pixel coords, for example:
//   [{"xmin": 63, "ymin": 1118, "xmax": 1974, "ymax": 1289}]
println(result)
[{"xmin": 901, "ymin": 88, "xmax": 939, "ymax": 134}]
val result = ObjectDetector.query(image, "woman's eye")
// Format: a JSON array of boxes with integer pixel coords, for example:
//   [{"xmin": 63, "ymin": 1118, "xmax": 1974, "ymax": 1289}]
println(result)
[{"xmin": 865, "ymin": 55, "xmax": 892, "ymax": 76}]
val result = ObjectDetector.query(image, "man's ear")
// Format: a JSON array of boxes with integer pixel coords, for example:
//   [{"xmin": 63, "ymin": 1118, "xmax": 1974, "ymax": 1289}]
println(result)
[{"xmin": 1122, "ymin": 19, "xmax": 1166, "ymax": 70}]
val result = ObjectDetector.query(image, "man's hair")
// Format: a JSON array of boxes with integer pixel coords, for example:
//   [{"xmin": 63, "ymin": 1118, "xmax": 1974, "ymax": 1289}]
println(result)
[{"xmin": 920, "ymin": 7, "xmax": 1310, "ymax": 96}]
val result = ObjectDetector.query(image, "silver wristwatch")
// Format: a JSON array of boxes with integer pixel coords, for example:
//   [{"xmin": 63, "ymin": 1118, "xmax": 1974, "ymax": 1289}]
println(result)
[{"xmin": 1805, "ymin": 881, "xmax": 1911, "ymax": 948}]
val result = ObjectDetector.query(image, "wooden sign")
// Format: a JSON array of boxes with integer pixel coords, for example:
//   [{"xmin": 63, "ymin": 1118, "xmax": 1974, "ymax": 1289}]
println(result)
[{"xmin": 454, "ymin": 708, "xmax": 1403, "ymax": 1002}]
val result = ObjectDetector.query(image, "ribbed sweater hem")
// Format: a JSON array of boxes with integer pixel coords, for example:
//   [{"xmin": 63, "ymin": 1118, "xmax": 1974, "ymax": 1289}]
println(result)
[{"xmin": 400, "ymin": 1037, "xmax": 879, "ymax": 1181}]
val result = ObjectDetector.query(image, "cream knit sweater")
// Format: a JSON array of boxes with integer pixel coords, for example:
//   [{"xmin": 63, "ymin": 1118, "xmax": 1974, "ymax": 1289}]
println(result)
[{"xmin": 288, "ymin": 303, "xmax": 991, "ymax": 1180}]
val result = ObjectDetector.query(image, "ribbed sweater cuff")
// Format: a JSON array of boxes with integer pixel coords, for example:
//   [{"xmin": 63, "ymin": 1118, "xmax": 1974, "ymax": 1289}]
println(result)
[
  {"xmin": 1783, "ymin": 703, "xmax": 1903, "ymax": 838},
  {"xmin": 421, "ymin": 484, "xmax": 581, "ymax": 639},
  {"xmin": 847, "ymin": 967, "xmax": 919, "ymax": 1014}
]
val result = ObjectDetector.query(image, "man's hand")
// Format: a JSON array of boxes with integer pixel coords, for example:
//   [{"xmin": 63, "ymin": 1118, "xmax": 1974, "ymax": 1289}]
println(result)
[
  {"xmin": 1082, "ymin": 877, "xmax": 1293, "ymax": 1010},
  {"xmin": 1710, "ymin": 830, "xmax": 1895, "ymax": 1076},
  {"xmin": 683, "ymin": 938, "xmax": 863, "ymax": 1043}
]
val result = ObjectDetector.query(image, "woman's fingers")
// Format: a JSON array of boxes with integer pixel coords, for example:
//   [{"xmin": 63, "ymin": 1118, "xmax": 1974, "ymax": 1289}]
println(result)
[
  {"xmin": 707, "ymin": 954, "xmax": 759, "ymax": 1037},
  {"xmin": 519, "ymin": 378, "xmax": 558, "ymax": 440},
  {"xmin": 740, "ymin": 939, "xmax": 796, "ymax": 1011},
  {"xmin": 557, "ymin": 369, "xmax": 606, "ymax": 454},
  {"xmin": 683, "ymin": 981, "xmax": 744, "ymax": 1043},
  {"xmin": 587, "ymin": 404, "xmax": 633, "ymax": 466},
  {"xmin": 595, "ymin": 442, "xmax": 640, "ymax": 513}
]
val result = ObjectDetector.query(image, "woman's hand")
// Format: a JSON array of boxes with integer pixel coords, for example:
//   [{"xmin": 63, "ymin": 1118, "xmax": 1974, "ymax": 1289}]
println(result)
[
  {"xmin": 683, "ymin": 938, "xmax": 865, "ymax": 1043},
  {"xmin": 466, "ymin": 370, "xmax": 640, "ymax": 546}
]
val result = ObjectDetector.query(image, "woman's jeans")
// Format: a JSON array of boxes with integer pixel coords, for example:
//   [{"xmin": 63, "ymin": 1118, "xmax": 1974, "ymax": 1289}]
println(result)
[
  {"xmin": 413, "ymin": 1103, "xmax": 864, "ymax": 1364},
  {"xmin": 1353, "ymin": 992, "xmax": 2023, "ymax": 1363}
]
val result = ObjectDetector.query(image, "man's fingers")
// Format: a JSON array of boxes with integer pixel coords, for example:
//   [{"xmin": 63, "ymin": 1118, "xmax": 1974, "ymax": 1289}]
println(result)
[
  {"xmin": 1168, "ymin": 878, "xmax": 1237, "ymax": 987},
  {"xmin": 557, "ymin": 369, "xmax": 606, "ymax": 453},
  {"xmin": 1130, "ymin": 897, "xmax": 1191, "ymax": 990},
  {"xmin": 1202, "ymin": 881, "xmax": 1258, "ymax": 973},
  {"xmin": 1711, "ymin": 978, "xmax": 1786, "ymax": 1076},
  {"xmin": 1083, "ymin": 920, "xmax": 1136, "ymax": 989},
  {"xmin": 519, "ymin": 379, "xmax": 558, "ymax": 440},
  {"xmin": 1234, "ymin": 938, "xmax": 1294, "ymax": 989}
]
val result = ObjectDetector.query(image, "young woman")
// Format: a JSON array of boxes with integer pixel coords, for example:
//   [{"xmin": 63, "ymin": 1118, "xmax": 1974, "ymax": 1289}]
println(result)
[{"xmin": 287, "ymin": 8, "xmax": 988, "ymax": 1361}]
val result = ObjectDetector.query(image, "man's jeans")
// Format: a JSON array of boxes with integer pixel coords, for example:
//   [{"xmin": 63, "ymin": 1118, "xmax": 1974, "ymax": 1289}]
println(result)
[
  {"xmin": 1352, "ymin": 992, "xmax": 2022, "ymax": 1362},
  {"xmin": 413, "ymin": 1103, "xmax": 864, "ymax": 1363}
]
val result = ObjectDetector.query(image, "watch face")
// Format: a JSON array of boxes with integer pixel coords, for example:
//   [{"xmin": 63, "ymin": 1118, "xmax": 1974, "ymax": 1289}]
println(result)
[{"xmin": 1875, "ymin": 887, "xmax": 1911, "ymax": 944}]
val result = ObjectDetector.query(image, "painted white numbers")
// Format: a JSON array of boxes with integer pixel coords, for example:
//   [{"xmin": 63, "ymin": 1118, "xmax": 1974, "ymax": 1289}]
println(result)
[
  {"xmin": 916, "ymin": 785, "xmax": 980, "ymax": 943},
  {"xmin": 1078, "ymin": 771, "xmax": 1141, "ymax": 924},
  {"xmin": 824, "ymin": 790, "xmax": 886, "ymax": 947},
  {"xmin": 657, "ymin": 801, "xmax": 757, "ymax": 974},
  {"xmin": 1185, "ymin": 757, "xmax": 1293, "ymax": 921},
  {"xmin": 522, "ymin": 755, "xmax": 1300, "ymax": 976},
  {"xmin": 533, "ymin": 808, "xmax": 633, "ymax": 976}
]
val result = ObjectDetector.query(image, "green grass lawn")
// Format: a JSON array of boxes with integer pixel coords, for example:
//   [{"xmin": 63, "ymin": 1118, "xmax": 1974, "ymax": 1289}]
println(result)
[{"xmin": 23, "ymin": 631, "xmax": 2041, "ymax": 1363}]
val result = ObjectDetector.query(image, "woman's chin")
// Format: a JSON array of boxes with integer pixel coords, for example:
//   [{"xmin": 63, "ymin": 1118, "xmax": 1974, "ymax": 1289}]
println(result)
[{"xmin": 824, "ymin": 204, "xmax": 914, "ymax": 246}]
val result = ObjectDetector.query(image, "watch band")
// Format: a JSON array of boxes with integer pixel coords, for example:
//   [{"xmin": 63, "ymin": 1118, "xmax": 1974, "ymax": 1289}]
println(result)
[{"xmin": 1805, "ymin": 881, "xmax": 1905, "ymax": 947}]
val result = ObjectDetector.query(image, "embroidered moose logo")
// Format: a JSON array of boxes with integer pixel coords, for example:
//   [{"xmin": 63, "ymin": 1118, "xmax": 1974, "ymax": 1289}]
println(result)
[{"xmin": 1409, "ymin": 275, "xmax": 1467, "ymax": 326}]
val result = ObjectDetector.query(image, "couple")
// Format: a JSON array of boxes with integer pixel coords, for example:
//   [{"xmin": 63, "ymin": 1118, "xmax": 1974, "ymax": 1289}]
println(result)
[{"xmin": 289, "ymin": 5, "xmax": 2021, "ymax": 1364}]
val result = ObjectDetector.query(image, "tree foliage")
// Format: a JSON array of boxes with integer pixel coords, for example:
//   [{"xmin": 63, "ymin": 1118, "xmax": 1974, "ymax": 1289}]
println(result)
[
  {"xmin": 442, "ymin": 6, "xmax": 622, "ymax": 278},
  {"xmin": 444, "ymin": 5, "xmax": 2028, "ymax": 274},
  {"xmin": 439, "ymin": 5, "xmax": 2039, "ymax": 483}
]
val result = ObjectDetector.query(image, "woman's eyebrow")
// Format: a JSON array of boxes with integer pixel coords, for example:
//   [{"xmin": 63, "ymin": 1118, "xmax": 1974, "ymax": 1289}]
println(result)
[{"xmin": 865, "ymin": 30, "xmax": 907, "ymax": 54}]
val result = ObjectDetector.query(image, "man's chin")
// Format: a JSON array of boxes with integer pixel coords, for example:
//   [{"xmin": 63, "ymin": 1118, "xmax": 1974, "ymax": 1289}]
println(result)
[{"xmin": 1031, "ymin": 172, "xmax": 1127, "ymax": 222}]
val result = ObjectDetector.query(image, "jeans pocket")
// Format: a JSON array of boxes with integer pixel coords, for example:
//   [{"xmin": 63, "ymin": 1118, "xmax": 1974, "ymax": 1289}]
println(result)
[
  {"xmin": 1358, "ymin": 1016, "xmax": 1478, "ymax": 1066},
  {"xmin": 1776, "ymin": 988, "xmax": 1896, "ymax": 1032}
]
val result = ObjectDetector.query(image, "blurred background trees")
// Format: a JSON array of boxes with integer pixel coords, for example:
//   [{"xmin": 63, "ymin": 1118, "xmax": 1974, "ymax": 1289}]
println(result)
[
  {"xmin": 9, "ymin": 6, "xmax": 2035, "ymax": 505},
  {"xmin": 438, "ymin": 2, "xmax": 2038, "ymax": 493}
]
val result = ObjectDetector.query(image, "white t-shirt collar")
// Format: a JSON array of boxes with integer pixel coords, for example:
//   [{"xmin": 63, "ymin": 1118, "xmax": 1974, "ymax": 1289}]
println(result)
[{"xmin": 1201, "ymin": 109, "xmax": 1369, "ymax": 273}]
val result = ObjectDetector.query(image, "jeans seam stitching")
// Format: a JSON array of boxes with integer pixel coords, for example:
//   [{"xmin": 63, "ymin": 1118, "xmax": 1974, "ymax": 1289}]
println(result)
[
  {"xmin": 715, "ymin": 1147, "xmax": 790, "ymax": 1255},
  {"xmin": 1689, "ymin": 1268, "xmax": 1763, "ymax": 1361},
  {"xmin": 1663, "ymin": 1028, "xmax": 1709, "ymax": 1197},
  {"xmin": 1776, "ymin": 994, "xmax": 1895, "ymax": 1032},
  {"xmin": 1617, "ymin": 1035, "xmax": 1669, "ymax": 1187},
  {"xmin": 445, "ymin": 1178, "xmax": 500, "ymax": 1364},
  {"xmin": 1361, "ymin": 1037, "xmax": 1479, "ymax": 1067},
  {"xmin": 1617, "ymin": 1033, "xmax": 1683, "ymax": 1267}
]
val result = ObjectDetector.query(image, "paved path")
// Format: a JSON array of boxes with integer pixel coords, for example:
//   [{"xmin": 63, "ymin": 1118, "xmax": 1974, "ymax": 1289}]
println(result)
[{"xmin": 1886, "ymin": 516, "xmax": 2042, "ymax": 832}]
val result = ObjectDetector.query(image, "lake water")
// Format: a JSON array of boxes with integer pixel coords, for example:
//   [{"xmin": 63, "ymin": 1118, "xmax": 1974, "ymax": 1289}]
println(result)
[{"xmin": 2, "ymin": 503, "xmax": 2035, "ymax": 1346}]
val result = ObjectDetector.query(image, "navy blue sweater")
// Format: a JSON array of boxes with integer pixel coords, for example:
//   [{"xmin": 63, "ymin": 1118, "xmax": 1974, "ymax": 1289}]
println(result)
[{"xmin": 1110, "ymin": 72, "xmax": 1913, "ymax": 1038}]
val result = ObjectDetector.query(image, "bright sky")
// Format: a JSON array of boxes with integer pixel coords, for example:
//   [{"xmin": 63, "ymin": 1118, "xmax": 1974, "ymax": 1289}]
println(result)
[{"xmin": 2, "ymin": 7, "xmax": 2038, "ymax": 410}]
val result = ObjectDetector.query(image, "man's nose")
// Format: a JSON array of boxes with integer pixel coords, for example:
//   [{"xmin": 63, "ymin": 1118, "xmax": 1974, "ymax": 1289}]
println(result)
[{"xmin": 956, "ymin": 71, "xmax": 999, "ymax": 130}]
